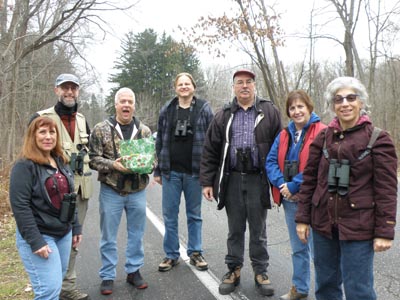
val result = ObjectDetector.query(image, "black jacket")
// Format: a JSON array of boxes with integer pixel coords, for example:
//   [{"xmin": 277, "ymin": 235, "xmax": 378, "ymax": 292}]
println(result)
[
  {"xmin": 10, "ymin": 157, "xmax": 81, "ymax": 252},
  {"xmin": 200, "ymin": 96, "xmax": 282, "ymax": 209}
]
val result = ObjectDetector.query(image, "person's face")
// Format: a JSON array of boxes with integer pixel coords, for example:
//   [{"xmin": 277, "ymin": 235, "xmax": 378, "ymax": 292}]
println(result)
[
  {"xmin": 233, "ymin": 74, "xmax": 255, "ymax": 105},
  {"xmin": 333, "ymin": 88, "xmax": 362, "ymax": 130},
  {"xmin": 288, "ymin": 98, "xmax": 311, "ymax": 130},
  {"xmin": 175, "ymin": 75, "xmax": 195, "ymax": 99},
  {"xmin": 115, "ymin": 92, "xmax": 135, "ymax": 125},
  {"xmin": 54, "ymin": 82, "xmax": 79, "ymax": 108},
  {"xmin": 36, "ymin": 125, "xmax": 57, "ymax": 154}
]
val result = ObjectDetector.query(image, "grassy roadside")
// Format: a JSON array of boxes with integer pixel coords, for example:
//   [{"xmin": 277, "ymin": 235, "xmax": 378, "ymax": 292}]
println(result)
[{"xmin": 0, "ymin": 217, "xmax": 33, "ymax": 300}]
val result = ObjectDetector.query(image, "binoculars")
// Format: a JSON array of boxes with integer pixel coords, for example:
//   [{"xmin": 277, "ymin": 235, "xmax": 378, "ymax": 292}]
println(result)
[
  {"xmin": 328, "ymin": 159, "xmax": 350, "ymax": 195},
  {"xmin": 116, "ymin": 173, "xmax": 139, "ymax": 191},
  {"xmin": 70, "ymin": 145, "xmax": 86, "ymax": 175},
  {"xmin": 283, "ymin": 160, "xmax": 299, "ymax": 182},
  {"xmin": 175, "ymin": 119, "xmax": 193, "ymax": 137},
  {"xmin": 59, "ymin": 193, "xmax": 77, "ymax": 223},
  {"xmin": 235, "ymin": 147, "xmax": 254, "ymax": 173}
]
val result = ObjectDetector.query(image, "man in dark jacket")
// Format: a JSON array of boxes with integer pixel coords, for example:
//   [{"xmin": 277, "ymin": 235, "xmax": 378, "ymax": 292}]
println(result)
[{"xmin": 200, "ymin": 69, "xmax": 282, "ymax": 296}]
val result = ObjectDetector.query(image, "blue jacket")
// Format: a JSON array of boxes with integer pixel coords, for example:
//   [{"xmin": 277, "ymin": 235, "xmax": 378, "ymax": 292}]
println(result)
[
  {"xmin": 266, "ymin": 112, "xmax": 325, "ymax": 202},
  {"xmin": 154, "ymin": 96, "xmax": 213, "ymax": 178}
]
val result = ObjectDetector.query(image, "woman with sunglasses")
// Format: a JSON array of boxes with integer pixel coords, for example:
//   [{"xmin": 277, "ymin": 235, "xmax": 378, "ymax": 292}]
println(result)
[{"xmin": 295, "ymin": 77, "xmax": 397, "ymax": 300}]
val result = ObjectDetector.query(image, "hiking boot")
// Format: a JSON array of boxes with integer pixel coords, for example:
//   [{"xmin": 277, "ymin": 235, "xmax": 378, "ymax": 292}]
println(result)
[
  {"xmin": 126, "ymin": 270, "xmax": 148, "ymax": 289},
  {"xmin": 218, "ymin": 267, "xmax": 241, "ymax": 295},
  {"xmin": 100, "ymin": 280, "xmax": 114, "ymax": 295},
  {"xmin": 158, "ymin": 257, "xmax": 179, "ymax": 272},
  {"xmin": 255, "ymin": 273, "xmax": 274, "ymax": 296},
  {"xmin": 280, "ymin": 286, "xmax": 308, "ymax": 300},
  {"xmin": 59, "ymin": 289, "xmax": 89, "ymax": 300},
  {"xmin": 190, "ymin": 252, "xmax": 209, "ymax": 271}
]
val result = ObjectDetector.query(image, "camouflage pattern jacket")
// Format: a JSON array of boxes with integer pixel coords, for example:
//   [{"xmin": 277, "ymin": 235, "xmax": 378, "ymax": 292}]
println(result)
[{"xmin": 89, "ymin": 116, "xmax": 152, "ymax": 194}]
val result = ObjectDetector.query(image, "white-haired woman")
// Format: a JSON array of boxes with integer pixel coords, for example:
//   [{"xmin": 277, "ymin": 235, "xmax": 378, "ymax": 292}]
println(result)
[{"xmin": 295, "ymin": 77, "xmax": 397, "ymax": 300}]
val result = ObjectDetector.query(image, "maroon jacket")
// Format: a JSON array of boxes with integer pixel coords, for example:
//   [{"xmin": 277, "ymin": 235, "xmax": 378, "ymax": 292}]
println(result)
[{"xmin": 295, "ymin": 117, "xmax": 397, "ymax": 241}]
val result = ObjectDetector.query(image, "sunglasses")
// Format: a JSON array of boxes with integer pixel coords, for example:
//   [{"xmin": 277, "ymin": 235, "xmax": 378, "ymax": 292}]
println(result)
[{"xmin": 332, "ymin": 94, "xmax": 359, "ymax": 104}]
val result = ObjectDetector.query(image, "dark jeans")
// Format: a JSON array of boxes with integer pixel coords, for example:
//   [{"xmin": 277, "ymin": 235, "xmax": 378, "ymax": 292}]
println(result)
[{"xmin": 224, "ymin": 172, "xmax": 269, "ymax": 274}]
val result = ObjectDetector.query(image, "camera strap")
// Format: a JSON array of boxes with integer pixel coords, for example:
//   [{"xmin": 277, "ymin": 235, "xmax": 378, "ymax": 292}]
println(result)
[{"xmin": 174, "ymin": 98, "xmax": 195, "ymax": 125}]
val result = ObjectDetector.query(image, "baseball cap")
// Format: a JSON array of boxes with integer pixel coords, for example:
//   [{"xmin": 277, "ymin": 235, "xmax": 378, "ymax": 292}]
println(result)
[
  {"xmin": 233, "ymin": 69, "xmax": 255, "ymax": 81},
  {"xmin": 55, "ymin": 73, "xmax": 80, "ymax": 87}
]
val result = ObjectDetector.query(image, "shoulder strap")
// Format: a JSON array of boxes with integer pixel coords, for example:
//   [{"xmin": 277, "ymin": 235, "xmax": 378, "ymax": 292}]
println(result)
[{"xmin": 357, "ymin": 127, "xmax": 382, "ymax": 160}]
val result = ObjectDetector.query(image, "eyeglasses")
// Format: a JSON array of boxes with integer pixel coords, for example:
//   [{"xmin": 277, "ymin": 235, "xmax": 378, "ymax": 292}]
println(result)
[
  {"xmin": 234, "ymin": 79, "xmax": 254, "ymax": 86},
  {"xmin": 332, "ymin": 94, "xmax": 358, "ymax": 104},
  {"xmin": 60, "ymin": 85, "xmax": 79, "ymax": 92}
]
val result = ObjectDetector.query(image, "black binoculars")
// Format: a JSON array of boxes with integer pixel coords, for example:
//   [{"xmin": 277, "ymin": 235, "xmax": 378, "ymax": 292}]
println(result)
[
  {"xmin": 175, "ymin": 119, "xmax": 193, "ymax": 137},
  {"xmin": 117, "ymin": 173, "xmax": 139, "ymax": 191},
  {"xmin": 70, "ymin": 146, "xmax": 86, "ymax": 175},
  {"xmin": 235, "ymin": 147, "xmax": 254, "ymax": 173},
  {"xmin": 59, "ymin": 193, "xmax": 77, "ymax": 223},
  {"xmin": 283, "ymin": 160, "xmax": 299, "ymax": 182},
  {"xmin": 328, "ymin": 159, "xmax": 350, "ymax": 195}
]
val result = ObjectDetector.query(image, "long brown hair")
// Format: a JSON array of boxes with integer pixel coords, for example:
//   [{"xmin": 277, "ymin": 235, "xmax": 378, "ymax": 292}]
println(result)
[
  {"xmin": 174, "ymin": 72, "xmax": 197, "ymax": 89},
  {"xmin": 21, "ymin": 116, "xmax": 66, "ymax": 164}
]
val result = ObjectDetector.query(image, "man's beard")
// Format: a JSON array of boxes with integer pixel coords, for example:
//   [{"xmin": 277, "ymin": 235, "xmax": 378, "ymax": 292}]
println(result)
[{"xmin": 60, "ymin": 96, "xmax": 77, "ymax": 108}]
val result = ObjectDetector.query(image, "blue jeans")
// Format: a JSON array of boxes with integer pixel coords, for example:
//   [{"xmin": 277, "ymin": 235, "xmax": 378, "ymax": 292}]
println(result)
[
  {"xmin": 313, "ymin": 229, "xmax": 376, "ymax": 300},
  {"xmin": 99, "ymin": 183, "xmax": 146, "ymax": 280},
  {"xmin": 162, "ymin": 171, "xmax": 203, "ymax": 258},
  {"xmin": 16, "ymin": 229, "xmax": 72, "ymax": 300},
  {"xmin": 282, "ymin": 199, "xmax": 313, "ymax": 294}
]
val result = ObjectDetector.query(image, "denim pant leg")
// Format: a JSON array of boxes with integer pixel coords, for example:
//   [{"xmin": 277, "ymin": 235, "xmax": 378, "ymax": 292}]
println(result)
[
  {"xmin": 282, "ymin": 200, "xmax": 312, "ymax": 294},
  {"xmin": 341, "ymin": 239, "xmax": 376, "ymax": 300},
  {"xmin": 224, "ymin": 172, "xmax": 247, "ymax": 269},
  {"xmin": 125, "ymin": 189, "xmax": 147, "ymax": 274},
  {"xmin": 99, "ymin": 183, "xmax": 124, "ymax": 280},
  {"xmin": 244, "ymin": 173, "xmax": 269, "ymax": 274},
  {"xmin": 182, "ymin": 174, "xmax": 203, "ymax": 256},
  {"xmin": 162, "ymin": 171, "xmax": 183, "ymax": 259},
  {"xmin": 313, "ymin": 229, "xmax": 343, "ymax": 300},
  {"xmin": 16, "ymin": 229, "xmax": 72, "ymax": 300}
]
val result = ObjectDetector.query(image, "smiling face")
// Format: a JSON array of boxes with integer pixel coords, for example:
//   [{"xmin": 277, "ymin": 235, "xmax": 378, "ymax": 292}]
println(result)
[
  {"xmin": 54, "ymin": 82, "xmax": 79, "ymax": 108},
  {"xmin": 288, "ymin": 98, "xmax": 311, "ymax": 130},
  {"xmin": 233, "ymin": 73, "xmax": 255, "ymax": 107},
  {"xmin": 115, "ymin": 91, "xmax": 135, "ymax": 125},
  {"xmin": 36, "ymin": 125, "xmax": 57, "ymax": 155},
  {"xmin": 175, "ymin": 75, "xmax": 195, "ymax": 100},
  {"xmin": 333, "ymin": 87, "xmax": 362, "ymax": 130}
]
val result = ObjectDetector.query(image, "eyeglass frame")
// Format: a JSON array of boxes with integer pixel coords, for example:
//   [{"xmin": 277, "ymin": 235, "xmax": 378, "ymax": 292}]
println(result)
[
  {"xmin": 332, "ymin": 93, "xmax": 359, "ymax": 104},
  {"xmin": 59, "ymin": 84, "xmax": 79, "ymax": 92},
  {"xmin": 234, "ymin": 79, "xmax": 255, "ymax": 86}
]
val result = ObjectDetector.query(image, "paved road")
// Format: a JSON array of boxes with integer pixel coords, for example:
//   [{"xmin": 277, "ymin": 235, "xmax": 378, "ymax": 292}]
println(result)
[{"xmin": 76, "ymin": 175, "xmax": 400, "ymax": 300}]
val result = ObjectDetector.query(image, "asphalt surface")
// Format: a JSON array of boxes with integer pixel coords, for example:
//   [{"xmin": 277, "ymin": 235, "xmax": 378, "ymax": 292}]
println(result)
[{"xmin": 76, "ymin": 175, "xmax": 400, "ymax": 300}]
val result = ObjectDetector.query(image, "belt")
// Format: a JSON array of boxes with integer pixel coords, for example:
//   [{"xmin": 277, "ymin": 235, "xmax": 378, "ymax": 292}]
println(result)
[{"xmin": 231, "ymin": 169, "xmax": 260, "ymax": 175}]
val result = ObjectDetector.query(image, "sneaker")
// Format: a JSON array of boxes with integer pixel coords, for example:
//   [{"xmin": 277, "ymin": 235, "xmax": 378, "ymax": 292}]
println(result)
[
  {"xmin": 126, "ymin": 270, "xmax": 148, "ymax": 289},
  {"xmin": 189, "ymin": 252, "xmax": 209, "ymax": 271},
  {"xmin": 59, "ymin": 289, "xmax": 89, "ymax": 300},
  {"xmin": 218, "ymin": 267, "xmax": 241, "ymax": 295},
  {"xmin": 279, "ymin": 286, "xmax": 308, "ymax": 300},
  {"xmin": 100, "ymin": 280, "xmax": 114, "ymax": 295},
  {"xmin": 158, "ymin": 257, "xmax": 179, "ymax": 272},
  {"xmin": 255, "ymin": 273, "xmax": 274, "ymax": 296}
]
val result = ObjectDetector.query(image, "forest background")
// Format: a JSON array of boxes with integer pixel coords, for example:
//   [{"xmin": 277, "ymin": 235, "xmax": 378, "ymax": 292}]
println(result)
[{"xmin": 1, "ymin": 0, "xmax": 400, "ymax": 221}]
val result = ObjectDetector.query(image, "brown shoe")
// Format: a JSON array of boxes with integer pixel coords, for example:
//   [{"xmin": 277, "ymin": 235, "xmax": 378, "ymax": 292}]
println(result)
[
  {"xmin": 158, "ymin": 257, "xmax": 179, "ymax": 272},
  {"xmin": 126, "ymin": 270, "xmax": 148, "ymax": 289},
  {"xmin": 218, "ymin": 267, "xmax": 241, "ymax": 295},
  {"xmin": 189, "ymin": 252, "xmax": 208, "ymax": 271},
  {"xmin": 279, "ymin": 286, "xmax": 308, "ymax": 300},
  {"xmin": 255, "ymin": 273, "xmax": 274, "ymax": 296}
]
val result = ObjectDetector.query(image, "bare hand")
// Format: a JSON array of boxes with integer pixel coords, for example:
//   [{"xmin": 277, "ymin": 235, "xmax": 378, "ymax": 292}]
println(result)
[
  {"xmin": 72, "ymin": 234, "xmax": 82, "ymax": 248},
  {"xmin": 202, "ymin": 186, "xmax": 214, "ymax": 201},
  {"xmin": 279, "ymin": 183, "xmax": 292, "ymax": 199},
  {"xmin": 113, "ymin": 157, "xmax": 131, "ymax": 173},
  {"xmin": 374, "ymin": 238, "xmax": 392, "ymax": 252},
  {"xmin": 296, "ymin": 223, "xmax": 310, "ymax": 244},
  {"xmin": 154, "ymin": 176, "xmax": 162, "ymax": 185},
  {"xmin": 34, "ymin": 244, "xmax": 52, "ymax": 259}
]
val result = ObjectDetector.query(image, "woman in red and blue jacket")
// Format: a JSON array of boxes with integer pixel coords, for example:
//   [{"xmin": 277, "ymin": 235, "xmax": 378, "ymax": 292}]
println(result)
[{"xmin": 266, "ymin": 90, "xmax": 326, "ymax": 300}]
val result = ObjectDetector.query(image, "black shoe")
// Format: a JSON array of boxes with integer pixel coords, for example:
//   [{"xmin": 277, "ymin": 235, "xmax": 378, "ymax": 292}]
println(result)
[
  {"xmin": 100, "ymin": 280, "xmax": 114, "ymax": 295},
  {"xmin": 218, "ymin": 267, "xmax": 241, "ymax": 295},
  {"xmin": 255, "ymin": 273, "xmax": 274, "ymax": 296},
  {"xmin": 158, "ymin": 257, "xmax": 179, "ymax": 272},
  {"xmin": 126, "ymin": 270, "xmax": 148, "ymax": 289}
]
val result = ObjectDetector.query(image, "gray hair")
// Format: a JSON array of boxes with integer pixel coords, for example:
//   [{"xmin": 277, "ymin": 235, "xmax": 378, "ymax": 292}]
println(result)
[
  {"xmin": 115, "ymin": 87, "xmax": 135, "ymax": 104},
  {"xmin": 324, "ymin": 77, "xmax": 369, "ymax": 115}
]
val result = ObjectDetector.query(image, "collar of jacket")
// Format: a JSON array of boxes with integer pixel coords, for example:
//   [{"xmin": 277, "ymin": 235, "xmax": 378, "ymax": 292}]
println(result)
[{"xmin": 225, "ymin": 96, "xmax": 269, "ymax": 114}]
